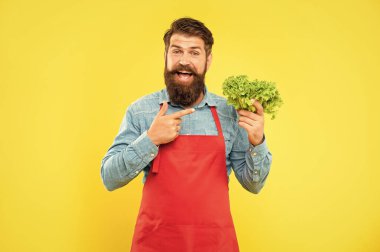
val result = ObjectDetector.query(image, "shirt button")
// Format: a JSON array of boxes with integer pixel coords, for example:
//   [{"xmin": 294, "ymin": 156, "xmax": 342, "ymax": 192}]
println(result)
[
  {"xmin": 253, "ymin": 170, "xmax": 258, "ymax": 174},
  {"xmin": 252, "ymin": 152, "xmax": 257, "ymax": 156},
  {"xmin": 150, "ymin": 153, "xmax": 155, "ymax": 157},
  {"xmin": 135, "ymin": 171, "xmax": 139, "ymax": 174}
]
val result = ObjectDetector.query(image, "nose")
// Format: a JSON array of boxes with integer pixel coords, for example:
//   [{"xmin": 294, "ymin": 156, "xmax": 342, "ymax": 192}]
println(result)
[{"xmin": 179, "ymin": 52, "xmax": 190, "ymax": 66}]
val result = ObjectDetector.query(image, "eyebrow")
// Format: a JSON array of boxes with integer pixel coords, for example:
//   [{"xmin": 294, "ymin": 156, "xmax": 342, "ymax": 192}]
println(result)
[{"xmin": 170, "ymin": 45, "xmax": 202, "ymax": 50}]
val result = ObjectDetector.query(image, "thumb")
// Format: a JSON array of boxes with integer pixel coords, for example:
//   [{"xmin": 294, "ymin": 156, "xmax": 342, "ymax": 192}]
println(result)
[{"xmin": 157, "ymin": 101, "xmax": 168, "ymax": 117}]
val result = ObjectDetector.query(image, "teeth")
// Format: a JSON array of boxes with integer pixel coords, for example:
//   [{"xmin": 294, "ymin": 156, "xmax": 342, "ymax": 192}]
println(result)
[{"xmin": 177, "ymin": 72, "xmax": 192, "ymax": 80}]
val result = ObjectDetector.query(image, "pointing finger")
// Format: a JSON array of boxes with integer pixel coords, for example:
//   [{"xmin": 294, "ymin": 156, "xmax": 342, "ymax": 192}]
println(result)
[
  {"xmin": 168, "ymin": 108, "xmax": 195, "ymax": 119},
  {"xmin": 175, "ymin": 118, "xmax": 182, "ymax": 125}
]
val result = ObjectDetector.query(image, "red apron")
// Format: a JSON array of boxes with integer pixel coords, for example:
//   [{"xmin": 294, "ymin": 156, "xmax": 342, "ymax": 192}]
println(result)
[{"xmin": 130, "ymin": 106, "xmax": 239, "ymax": 252}]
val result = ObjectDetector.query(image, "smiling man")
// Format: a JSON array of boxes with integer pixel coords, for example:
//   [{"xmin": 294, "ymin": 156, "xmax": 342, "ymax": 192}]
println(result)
[
  {"xmin": 101, "ymin": 17, "xmax": 272, "ymax": 252},
  {"xmin": 163, "ymin": 33, "xmax": 210, "ymax": 108}
]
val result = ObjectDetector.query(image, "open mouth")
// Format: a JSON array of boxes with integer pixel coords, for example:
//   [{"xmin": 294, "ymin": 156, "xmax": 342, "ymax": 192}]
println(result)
[{"xmin": 175, "ymin": 71, "xmax": 194, "ymax": 81}]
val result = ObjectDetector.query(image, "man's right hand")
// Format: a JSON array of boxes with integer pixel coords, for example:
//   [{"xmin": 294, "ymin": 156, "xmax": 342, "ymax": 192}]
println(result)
[{"xmin": 147, "ymin": 101, "xmax": 195, "ymax": 146}]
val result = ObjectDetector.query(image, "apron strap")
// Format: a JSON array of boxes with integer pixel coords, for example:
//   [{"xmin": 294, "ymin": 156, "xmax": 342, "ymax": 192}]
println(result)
[
  {"xmin": 152, "ymin": 149, "xmax": 160, "ymax": 174},
  {"xmin": 210, "ymin": 106, "xmax": 222, "ymax": 137},
  {"xmin": 152, "ymin": 104, "xmax": 164, "ymax": 174}
]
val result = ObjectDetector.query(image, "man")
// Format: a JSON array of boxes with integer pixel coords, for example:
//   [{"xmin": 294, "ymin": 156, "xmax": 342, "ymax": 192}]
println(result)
[{"xmin": 101, "ymin": 17, "xmax": 272, "ymax": 252}]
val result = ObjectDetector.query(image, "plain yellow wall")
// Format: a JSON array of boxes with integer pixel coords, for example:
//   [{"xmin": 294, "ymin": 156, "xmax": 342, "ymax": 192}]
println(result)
[{"xmin": 1, "ymin": 0, "xmax": 379, "ymax": 251}]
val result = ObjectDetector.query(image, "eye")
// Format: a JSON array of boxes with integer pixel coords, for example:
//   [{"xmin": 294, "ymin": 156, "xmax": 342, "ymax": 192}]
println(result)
[
  {"xmin": 190, "ymin": 51, "xmax": 200, "ymax": 56},
  {"xmin": 172, "ymin": 49, "xmax": 181, "ymax": 54}
]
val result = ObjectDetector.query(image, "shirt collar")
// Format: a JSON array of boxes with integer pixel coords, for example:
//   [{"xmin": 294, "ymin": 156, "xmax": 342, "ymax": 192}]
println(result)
[{"xmin": 158, "ymin": 86, "xmax": 217, "ymax": 108}]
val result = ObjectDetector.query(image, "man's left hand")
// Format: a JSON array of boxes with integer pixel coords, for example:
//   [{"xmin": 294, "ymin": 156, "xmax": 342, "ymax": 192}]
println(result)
[{"xmin": 237, "ymin": 99, "xmax": 264, "ymax": 146}]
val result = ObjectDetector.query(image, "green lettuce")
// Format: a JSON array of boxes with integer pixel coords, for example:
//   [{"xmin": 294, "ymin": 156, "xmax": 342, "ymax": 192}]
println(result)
[{"xmin": 222, "ymin": 75, "xmax": 283, "ymax": 119}]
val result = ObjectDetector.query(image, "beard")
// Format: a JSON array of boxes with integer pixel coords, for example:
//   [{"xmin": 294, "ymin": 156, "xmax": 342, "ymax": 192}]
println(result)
[{"xmin": 164, "ymin": 61, "xmax": 206, "ymax": 107}]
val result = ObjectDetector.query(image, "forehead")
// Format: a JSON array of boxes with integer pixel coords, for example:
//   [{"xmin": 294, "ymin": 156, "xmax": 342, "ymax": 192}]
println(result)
[{"xmin": 169, "ymin": 33, "xmax": 205, "ymax": 50}]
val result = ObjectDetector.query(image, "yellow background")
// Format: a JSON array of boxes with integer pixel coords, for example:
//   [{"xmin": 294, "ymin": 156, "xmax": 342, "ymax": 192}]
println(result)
[{"xmin": 1, "ymin": 0, "xmax": 379, "ymax": 251}]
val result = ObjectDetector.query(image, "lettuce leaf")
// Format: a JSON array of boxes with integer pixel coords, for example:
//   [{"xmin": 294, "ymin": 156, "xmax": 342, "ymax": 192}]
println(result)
[{"xmin": 222, "ymin": 75, "xmax": 283, "ymax": 119}]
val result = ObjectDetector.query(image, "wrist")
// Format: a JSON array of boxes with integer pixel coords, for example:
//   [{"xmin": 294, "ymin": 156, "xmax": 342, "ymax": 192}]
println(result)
[
  {"xmin": 252, "ymin": 135, "xmax": 264, "ymax": 146},
  {"xmin": 147, "ymin": 130, "xmax": 160, "ymax": 146}
]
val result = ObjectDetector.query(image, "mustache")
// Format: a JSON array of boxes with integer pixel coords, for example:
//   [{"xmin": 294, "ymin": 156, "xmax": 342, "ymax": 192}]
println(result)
[{"xmin": 167, "ymin": 65, "xmax": 196, "ymax": 75}]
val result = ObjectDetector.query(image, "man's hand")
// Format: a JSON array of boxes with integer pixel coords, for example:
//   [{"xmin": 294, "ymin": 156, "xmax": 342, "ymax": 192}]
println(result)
[
  {"xmin": 147, "ymin": 101, "xmax": 195, "ymax": 145},
  {"xmin": 237, "ymin": 99, "xmax": 265, "ymax": 146}
]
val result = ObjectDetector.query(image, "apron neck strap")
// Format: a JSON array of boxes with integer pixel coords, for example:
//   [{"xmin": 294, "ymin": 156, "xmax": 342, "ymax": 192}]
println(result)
[{"xmin": 210, "ymin": 106, "xmax": 222, "ymax": 136}]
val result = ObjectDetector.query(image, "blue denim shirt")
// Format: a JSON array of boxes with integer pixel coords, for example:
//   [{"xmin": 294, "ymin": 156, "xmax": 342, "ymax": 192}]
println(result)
[{"xmin": 101, "ymin": 87, "xmax": 272, "ymax": 194}]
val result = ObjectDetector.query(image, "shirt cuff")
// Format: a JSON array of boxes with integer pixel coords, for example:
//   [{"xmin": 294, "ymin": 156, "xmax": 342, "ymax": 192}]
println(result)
[
  {"xmin": 248, "ymin": 135, "xmax": 268, "ymax": 161},
  {"xmin": 130, "ymin": 130, "xmax": 159, "ymax": 165}
]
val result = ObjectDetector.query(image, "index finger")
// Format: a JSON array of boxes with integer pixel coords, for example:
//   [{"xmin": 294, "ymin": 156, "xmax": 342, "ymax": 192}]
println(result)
[
  {"xmin": 167, "ymin": 108, "xmax": 195, "ymax": 118},
  {"xmin": 251, "ymin": 99, "xmax": 264, "ymax": 116}
]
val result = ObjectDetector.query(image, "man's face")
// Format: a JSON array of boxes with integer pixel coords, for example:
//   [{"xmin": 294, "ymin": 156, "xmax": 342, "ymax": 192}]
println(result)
[{"xmin": 164, "ymin": 33, "xmax": 212, "ymax": 107}]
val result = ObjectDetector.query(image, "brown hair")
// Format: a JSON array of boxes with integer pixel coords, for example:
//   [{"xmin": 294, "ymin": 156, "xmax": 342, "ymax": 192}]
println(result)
[{"xmin": 163, "ymin": 17, "xmax": 214, "ymax": 56}]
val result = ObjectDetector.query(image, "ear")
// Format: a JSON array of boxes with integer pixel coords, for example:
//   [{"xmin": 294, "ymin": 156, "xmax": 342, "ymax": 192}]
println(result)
[{"xmin": 206, "ymin": 53, "xmax": 212, "ymax": 71}]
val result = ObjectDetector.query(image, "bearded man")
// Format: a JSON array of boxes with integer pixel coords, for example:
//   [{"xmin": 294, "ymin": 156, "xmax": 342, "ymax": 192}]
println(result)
[{"xmin": 101, "ymin": 17, "xmax": 272, "ymax": 252}]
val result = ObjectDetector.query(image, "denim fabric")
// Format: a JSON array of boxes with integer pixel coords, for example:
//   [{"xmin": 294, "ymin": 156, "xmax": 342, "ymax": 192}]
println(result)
[{"xmin": 101, "ymin": 87, "xmax": 272, "ymax": 193}]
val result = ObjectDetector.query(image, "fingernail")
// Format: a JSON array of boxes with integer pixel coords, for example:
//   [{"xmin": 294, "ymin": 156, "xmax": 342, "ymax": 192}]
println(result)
[
  {"xmin": 191, "ymin": 108, "xmax": 195, "ymax": 112},
  {"xmin": 251, "ymin": 99, "xmax": 256, "ymax": 104}
]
